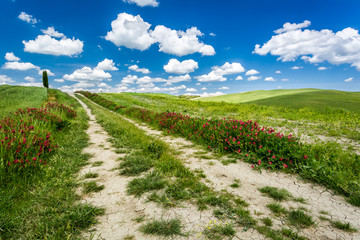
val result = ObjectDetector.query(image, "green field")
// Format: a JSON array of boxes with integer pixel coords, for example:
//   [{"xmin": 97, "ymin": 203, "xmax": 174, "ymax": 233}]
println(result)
[{"xmin": 197, "ymin": 89, "xmax": 360, "ymax": 114}]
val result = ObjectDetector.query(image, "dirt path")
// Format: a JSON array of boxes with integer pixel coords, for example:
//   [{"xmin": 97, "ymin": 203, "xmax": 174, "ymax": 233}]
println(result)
[
  {"xmin": 71, "ymin": 94, "xmax": 239, "ymax": 240},
  {"xmin": 119, "ymin": 117, "xmax": 360, "ymax": 240}
]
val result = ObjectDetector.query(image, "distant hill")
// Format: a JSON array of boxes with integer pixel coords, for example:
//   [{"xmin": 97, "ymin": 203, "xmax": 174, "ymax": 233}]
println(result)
[{"xmin": 196, "ymin": 89, "xmax": 360, "ymax": 113}]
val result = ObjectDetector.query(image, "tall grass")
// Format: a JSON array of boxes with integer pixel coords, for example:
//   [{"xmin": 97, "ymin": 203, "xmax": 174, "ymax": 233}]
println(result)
[{"xmin": 0, "ymin": 88, "xmax": 103, "ymax": 239}]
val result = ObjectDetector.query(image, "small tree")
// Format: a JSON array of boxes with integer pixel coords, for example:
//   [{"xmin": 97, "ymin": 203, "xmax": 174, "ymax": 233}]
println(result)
[{"xmin": 42, "ymin": 70, "xmax": 49, "ymax": 88}]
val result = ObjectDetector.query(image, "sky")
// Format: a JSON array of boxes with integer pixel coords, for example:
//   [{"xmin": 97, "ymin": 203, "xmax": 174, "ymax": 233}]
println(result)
[{"xmin": 1, "ymin": 0, "xmax": 360, "ymax": 96}]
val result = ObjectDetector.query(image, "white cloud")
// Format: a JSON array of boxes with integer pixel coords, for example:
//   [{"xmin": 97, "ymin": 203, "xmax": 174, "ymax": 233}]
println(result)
[
  {"xmin": 196, "ymin": 62, "xmax": 245, "ymax": 82},
  {"xmin": 196, "ymin": 83, "xmax": 201, "ymax": 86},
  {"xmin": 95, "ymin": 59, "xmax": 119, "ymax": 71},
  {"xmin": 151, "ymin": 26, "xmax": 215, "ymax": 56},
  {"xmin": 2, "ymin": 61, "xmax": 39, "ymax": 71},
  {"xmin": 123, "ymin": 0, "xmax": 159, "ymax": 7},
  {"xmin": 167, "ymin": 74, "xmax": 191, "ymax": 84},
  {"xmin": 23, "ymin": 34, "xmax": 83, "ymax": 56},
  {"xmin": 129, "ymin": 64, "xmax": 150, "ymax": 74},
  {"xmin": 38, "ymin": 69, "xmax": 55, "ymax": 76},
  {"xmin": 63, "ymin": 61, "xmax": 112, "ymax": 83},
  {"xmin": 201, "ymin": 87, "xmax": 207, "ymax": 90},
  {"xmin": 209, "ymin": 33, "xmax": 216, "ymax": 37},
  {"xmin": 98, "ymin": 82, "xmax": 111, "ymax": 88},
  {"xmin": 275, "ymin": 70, "xmax": 281, "ymax": 74},
  {"xmin": 318, "ymin": 67, "xmax": 328, "ymax": 70},
  {"xmin": 281, "ymin": 78, "xmax": 289, "ymax": 81},
  {"xmin": 54, "ymin": 79, "xmax": 64, "ymax": 83},
  {"xmin": 255, "ymin": 21, "xmax": 360, "ymax": 71},
  {"xmin": 219, "ymin": 86, "xmax": 229, "ymax": 90},
  {"xmin": 163, "ymin": 59, "xmax": 198, "ymax": 74},
  {"xmin": 344, "ymin": 77, "xmax": 353, "ymax": 82},
  {"xmin": 5, "ymin": 52, "xmax": 20, "ymax": 62},
  {"xmin": 186, "ymin": 88, "xmax": 197, "ymax": 92},
  {"xmin": 274, "ymin": 20, "xmax": 311, "ymax": 34},
  {"xmin": 18, "ymin": 12, "xmax": 38, "ymax": 24},
  {"xmin": 199, "ymin": 92, "xmax": 224, "ymax": 97},
  {"xmin": 247, "ymin": 76, "xmax": 262, "ymax": 81},
  {"xmin": 19, "ymin": 82, "xmax": 43, "ymax": 87},
  {"xmin": 245, "ymin": 69, "xmax": 259, "ymax": 75},
  {"xmin": 264, "ymin": 77, "xmax": 276, "ymax": 81},
  {"xmin": 0, "ymin": 75, "xmax": 14, "ymax": 84},
  {"xmin": 235, "ymin": 76, "xmax": 243, "ymax": 80},
  {"xmin": 121, "ymin": 75, "xmax": 138, "ymax": 84},
  {"xmin": 24, "ymin": 76, "xmax": 35, "ymax": 82},
  {"xmin": 105, "ymin": 13, "xmax": 155, "ymax": 51},
  {"xmin": 41, "ymin": 27, "xmax": 65, "ymax": 38}
]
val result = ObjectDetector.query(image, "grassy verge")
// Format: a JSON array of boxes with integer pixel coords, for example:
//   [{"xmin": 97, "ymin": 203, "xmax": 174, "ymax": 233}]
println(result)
[
  {"xmin": 0, "ymin": 89, "xmax": 103, "ymax": 239},
  {"xmin": 79, "ymin": 91, "xmax": 360, "ymax": 207}
]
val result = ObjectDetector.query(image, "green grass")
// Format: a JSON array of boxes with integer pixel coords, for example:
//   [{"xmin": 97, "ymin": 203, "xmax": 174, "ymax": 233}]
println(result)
[
  {"xmin": 261, "ymin": 217, "xmax": 273, "ymax": 227},
  {"xmin": 140, "ymin": 219, "xmax": 183, "ymax": 237},
  {"xmin": 330, "ymin": 220, "xmax": 357, "ymax": 232},
  {"xmin": 92, "ymin": 161, "xmax": 104, "ymax": 167},
  {"xmin": 266, "ymin": 203, "xmax": 287, "ymax": 215},
  {"xmin": 127, "ymin": 171, "xmax": 167, "ymax": 196},
  {"xmin": 0, "ymin": 85, "xmax": 47, "ymax": 118},
  {"xmin": 82, "ymin": 181, "xmax": 105, "ymax": 194},
  {"xmin": 258, "ymin": 186, "xmax": 293, "ymax": 201},
  {"xmin": 287, "ymin": 209, "xmax": 314, "ymax": 228},
  {"xmin": 0, "ymin": 88, "xmax": 103, "ymax": 239},
  {"xmin": 84, "ymin": 172, "xmax": 99, "ymax": 179},
  {"xmin": 203, "ymin": 221, "xmax": 236, "ymax": 240},
  {"xmin": 197, "ymin": 88, "xmax": 319, "ymax": 104},
  {"xmin": 119, "ymin": 151, "xmax": 153, "ymax": 176}
]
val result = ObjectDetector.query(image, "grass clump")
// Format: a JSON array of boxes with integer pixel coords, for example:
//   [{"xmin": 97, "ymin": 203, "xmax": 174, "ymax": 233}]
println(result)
[
  {"xmin": 83, "ymin": 181, "xmax": 105, "ymax": 194},
  {"xmin": 84, "ymin": 172, "xmax": 99, "ymax": 179},
  {"xmin": 92, "ymin": 161, "xmax": 104, "ymax": 167},
  {"xmin": 266, "ymin": 203, "xmax": 287, "ymax": 215},
  {"xmin": 330, "ymin": 220, "xmax": 357, "ymax": 232},
  {"xmin": 261, "ymin": 217, "xmax": 273, "ymax": 227},
  {"xmin": 140, "ymin": 219, "xmax": 183, "ymax": 237},
  {"xmin": 202, "ymin": 220, "xmax": 235, "ymax": 240},
  {"xmin": 287, "ymin": 209, "xmax": 314, "ymax": 228},
  {"xmin": 127, "ymin": 171, "xmax": 166, "ymax": 196},
  {"xmin": 258, "ymin": 186, "xmax": 292, "ymax": 201},
  {"xmin": 119, "ymin": 151, "xmax": 153, "ymax": 176}
]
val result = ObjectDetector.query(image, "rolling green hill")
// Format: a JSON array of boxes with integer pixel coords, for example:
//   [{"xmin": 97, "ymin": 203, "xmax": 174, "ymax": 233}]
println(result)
[
  {"xmin": 196, "ymin": 89, "xmax": 360, "ymax": 113},
  {"xmin": 196, "ymin": 88, "xmax": 320, "ymax": 103}
]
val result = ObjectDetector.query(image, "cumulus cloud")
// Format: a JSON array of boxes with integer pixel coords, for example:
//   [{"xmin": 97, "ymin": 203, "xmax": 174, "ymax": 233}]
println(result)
[
  {"xmin": 2, "ymin": 61, "xmax": 39, "ymax": 71},
  {"xmin": 151, "ymin": 26, "xmax": 215, "ymax": 56},
  {"xmin": 201, "ymin": 87, "xmax": 207, "ymax": 90},
  {"xmin": 167, "ymin": 74, "xmax": 191, "ymax": 84},
  {"xmin": 38, "ymin": 69, "xmax": 55, "ymax": 76},
  {"xmin": 163, "ymin": 59, "xmax": 198, "ymax": 74},
  {"xmin": 254, "ymin": 21, "xmax": 360, "ymax": 71},
  {"xmin": 24, "ymin": 76, "xmax": 35, "ymax": 82},
  {"xmin": 274, "ymin": 20, "xmax": 311, "ymax": 34},
  {"xmin": 63, "ymin": 67, "xmax": 111, "ymax": 82},
  {"xmin": 219, "ymin": 86, "xmax": 229, "ymax": 90},
  {"xmin": 121, "ymin": 75, "xmax": 138, "ymax": 84},
  {"xmin": 5, "ymin": 52, "xmax": 20, "ymax": 62},
  {"xmin": 281, "ymin": 79, "xmax": 289, "ymax": 81},
  {"xmin": 54, "ymin": 79, "xmax": 65, "ymax": 83},
  {"xmin": 18, "ymin": 12, "xmax": 38, "ymax": 24},
  {"xmin": 105, "ymin": 13, "xmax": 155, "ymax": 51},
  {"xmin": 23, "ymin": 31, "xmax": 83, "ymax": 56},
  {"xmin": 318, "ymin": 67, "xmax": 328, "ymax": 70},
  {"xmin": 196, "ymin": 62, "xmax": 245, "ymax": 82},
  {"xmin": 275, "ymin": 70, "xmax": 281, "ymax": 74},
  {"xmin": 344, "ymin": 77, "xmax": 353, "ymax": 82},
  {"xmin": 129, "ymin": 64, "xmax": 150, "ymax": 74},
  {"xmin": 209, "ymin": 33, "xmax": 216, "ymax": 37},
  {"xmin": 123, "ymin": 0, "xmax": 159, "ymax": 7},
  {"xmin": 185, "ymin": 88, "xmax": 197, "ymax": 92},
  {"xmin": 105, "ymin": 13, "xmax": 215, "ymax": 56},
  {"xmin": 264, "ymin": 77, "xmax": 276, "ymax": 81},
  {"xmin": 0, "ymin": 75, "xmax": 15, "ymax": 85},
  {"xmin": 247, "ymin": 76, "xmax": 261, "ymax": 81},
  {"xmin": 199, "ymin": 92, "xmax": 224, "ymax": 97},
  {"xmin": 235, "ymin": 76, "xmax": 243, "ymax": 80},
  {"xmin": 291, "ymin": 66, "xmax": 303, "ymax": 70},
  {"xmin": 245, "ymin": 69, "xmax": 259, "ymax": 75},
  {"xmin": 41, "ymin": 27, "xmax": 65, "ymax": 38},
  {"xmin": 95, "ymin": 59, "xmax": 119, "ymax": 71},
  {"xmin": 19, "ymin": 82, "xmax": 43, "ymax": 87}
]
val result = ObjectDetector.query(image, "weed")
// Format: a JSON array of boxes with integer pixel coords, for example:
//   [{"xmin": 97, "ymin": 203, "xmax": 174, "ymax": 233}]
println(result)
[
  {"xmin": 83, "ymin": 181, "xmax": 105, "ymax": 194},
  {"xmin": 330, "ymin": 220, "xmax": 357, "ymax": 232},
  {"xmin": 140, "ymin": 219, "xmax": 183, "ymax": 237},
  {"xmin": 258, "ymin": 186, "xmax": 293, "ymax": 201},
  {"xmin": 293, "ymin": 197, "xmax": 307, "ymax": 204},
  {"xmin": 287, "ymin": 209, "xmax": 314, "ymax": 228},
  {"xmin": 84, "ymin": 172, "xmax": 99, "ymax": 179},
  {"xmin": 133, "ymin": 215, "xmax": 146, "ymax": 223},
  {"xmin": 92, "ymin": 161, "xmax": 103, "ymax": 167},
  {"xmin": 267, "ymin": 203, "xmax": 287, "ymax": 215},
  {"xmin": 119, "ymin": 152, "xmax": 153, "ymax": 176},
  {"xmin": 127, "ymin": 171, "xmax": 166, "ymax": 196},
  {"xmin": 261, "ymin": 217, "xmax": 273, "ymax": 226}
]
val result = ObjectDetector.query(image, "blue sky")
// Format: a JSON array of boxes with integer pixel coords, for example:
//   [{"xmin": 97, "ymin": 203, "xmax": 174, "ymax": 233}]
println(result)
[{"xmin": 1, "ymin": 0, "xmax": 359, "ymax": 96}]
